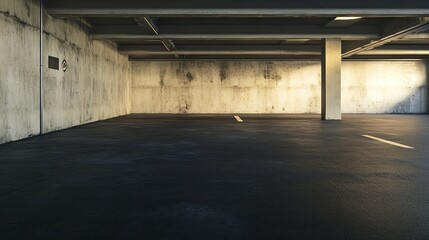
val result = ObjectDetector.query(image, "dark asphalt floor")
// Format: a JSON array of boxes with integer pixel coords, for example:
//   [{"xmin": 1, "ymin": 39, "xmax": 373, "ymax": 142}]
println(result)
[{"xmin": 0, "ymin": 114, "xmax": 428, "ymax": 240}]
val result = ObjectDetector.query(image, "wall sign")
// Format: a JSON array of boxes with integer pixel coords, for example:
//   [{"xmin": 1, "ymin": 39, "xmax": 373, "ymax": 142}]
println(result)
[{"xmin": 61, "ymin": 60, "xmax": 68, "ymax": 72}]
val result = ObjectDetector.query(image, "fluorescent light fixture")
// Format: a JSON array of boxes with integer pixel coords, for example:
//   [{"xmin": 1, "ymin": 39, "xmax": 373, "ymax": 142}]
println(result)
[
  {"xmin": 283, "ymin": 39, "xmax": 310, "ymax": 44},
  {"xmin": 334, "ymin": 16, "xmax": 362, "ymax": 21}
]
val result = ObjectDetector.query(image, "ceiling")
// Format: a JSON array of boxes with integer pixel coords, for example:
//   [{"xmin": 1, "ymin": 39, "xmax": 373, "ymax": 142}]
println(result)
[{"xmin": 44, "ymin": 0, "xmax": 429, "ymax": 60}]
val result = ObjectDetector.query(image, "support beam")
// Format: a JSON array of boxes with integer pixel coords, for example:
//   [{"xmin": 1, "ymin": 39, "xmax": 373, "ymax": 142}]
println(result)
[
  {"xmin": 322, "ymin": 39, "xmax": 342, "ymax": 120},
  {"xmin": 160, "ymin": 40, "xmax": 180, "ymax": 58},
  {"xmin": 134, "ymin": 17, "xmax": 159, "ymax": 35},
  {"xmin": 118, "ymin": 44, "xmax": 321, "ymax": 55},
  {"xmin": 161, "ymin": 40, "xmax": 176, "ymax": 51},
  {"xmin": 40, "ymin": 0, "xmax": 44, "ymax": 135},
  {"xmin": 118, "ymin": 44, "xmax": 429, "ymax": 57},
  {"xmin": 91, "ymin": 25, "xmax": 379, "ymax": 41},
  {"xmin": 93, "ymin": 33, "xmax": 376, "ymax": 41},
  {"xmin": 403, "ymin": 33, "xmax": 429, "ymax": 39},
  {"xmin": 44, "ymin": 0, "xmax": 429, "ymax": 17},
  {"xmin": 357, "ymin": 44, "xmax": 429, "ymax": 56},
  {"xmin": 44, "ymin": 9, "xmax": 429, "ymax": 18},
  {"xmin": 342, "ymin": 17, "xmax": 429, "ymax": 57},
  {"xmin": 133, "ymin": 17, "xmax": 176, "ymax": 52}
]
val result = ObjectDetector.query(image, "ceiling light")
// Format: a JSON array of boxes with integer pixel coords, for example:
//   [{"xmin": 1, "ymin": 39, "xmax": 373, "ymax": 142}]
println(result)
[
  {"xmin": 334, "ymin": 16, "xmax": 362, "ymax": 21},
  {"xmin": 283, "ymin": 39, "xmax": 310, "ymax": 44}
]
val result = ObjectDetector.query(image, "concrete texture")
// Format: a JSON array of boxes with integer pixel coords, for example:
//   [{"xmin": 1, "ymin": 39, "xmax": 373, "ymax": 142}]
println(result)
[
  {"xmin": 0, "ymin": 0, "xmax": 41, "ymax": 144},
  {"xmin": 131, "ymin": 60, "xmax": 428, "ymax": 114},
  {"xmin": 342, "ymin": 60, "xmax": 428, "ymax": 113},
  {"xmin": 42, "ymin": 14, "xmax": 131, "ymax": 133},
  {"xmin": 0, "ymin": 114, "xmax": 429, "ymax": 240},
  {"xmin": 0, "ymin": 0, "xmax": 131, "ymax": 144},
  {"xmin": 321, "ymin": 39, "xmax": 342, "ymax": 120}
]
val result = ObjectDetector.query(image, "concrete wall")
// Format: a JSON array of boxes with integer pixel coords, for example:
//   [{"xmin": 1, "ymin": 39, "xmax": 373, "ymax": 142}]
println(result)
[
  {"xmin": 0, "ymin": 0, "xmax": 131, "ymax": 144},
  {"xmin": 1, "ymin": 1, "xmax": 428, "ymax": 144},
  {"xmin": 131, "ymin": 61, "xmax": 428, "ymax": 114},
  {"xmin": 42, "ymin": 13, "xmax": 131, "ymax": 133}
]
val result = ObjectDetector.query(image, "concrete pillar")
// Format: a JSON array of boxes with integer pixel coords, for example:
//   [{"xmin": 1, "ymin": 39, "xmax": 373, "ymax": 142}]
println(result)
[{"xmin": 321, "ymin": 38, "xmax": 342, "ymax": 120}]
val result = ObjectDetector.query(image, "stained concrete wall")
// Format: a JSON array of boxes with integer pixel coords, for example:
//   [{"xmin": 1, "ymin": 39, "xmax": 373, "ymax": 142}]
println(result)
[
  {"xmin": 342, "ymin": 61, "xmax": 428, "ymax": 113},
  {"xmin": 1, "ymin": 1, "xmax": 428, "ymax": 144},
  {"xmin": 131, "ymin": 61, "xmax": 428, "ymax": 114},
  {"xmin": 42, "ymin": 14, "xmax": 131, "ymax": 133},
  {"xmin": 0, "ymin": 0, "xmax": 131, "ymax": 144}
]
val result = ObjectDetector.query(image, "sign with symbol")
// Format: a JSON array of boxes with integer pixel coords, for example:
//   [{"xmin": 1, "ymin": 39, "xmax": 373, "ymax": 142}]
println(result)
[{"xmin": 61, "ymin": 60, "xmax": 67, "ymax": 72}]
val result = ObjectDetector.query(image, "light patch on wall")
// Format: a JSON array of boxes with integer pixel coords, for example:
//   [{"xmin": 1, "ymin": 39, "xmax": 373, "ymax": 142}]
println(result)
[
  {"xmin": 342, "ymin": 61, "xmax": 428, "ymax": 114},
  {"xmin": 131, "ymin": 61, "xmax": 428, "ymax": 114}
]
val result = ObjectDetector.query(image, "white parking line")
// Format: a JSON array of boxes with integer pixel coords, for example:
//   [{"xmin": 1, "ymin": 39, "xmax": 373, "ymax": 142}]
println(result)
[
  {"xmin": 362, "ymin": 135, "xmax": 414, "ymax": 149},
  {"xmin": 234, "ymin": 116, "xmax": 244, "ymax": 123}
]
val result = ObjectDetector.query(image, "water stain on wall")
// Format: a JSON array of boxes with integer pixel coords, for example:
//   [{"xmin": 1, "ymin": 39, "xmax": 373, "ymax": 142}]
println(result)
[
  {"xmin": 132, "ymin": 61, "xmax": 428, "ymax": 114},
  {"xmin": 24, "ymin": 2, "xmax": 31, "ymax": 18},
  {"xmin": 175, "ymin": 62, "xmax": 194, "ymax": 83},
  {"xmin": 0, "ymin": 9, "xmax": 33, "ymax": 27},
  {"xmin": 263, "ymin": 62, "xmax": 282, "ymax": 81},
  {"xmin": 159, "ymin": 69, "xmax": 166, "ymax": 87},
  {"xmin": 176, "ymin": 62, "xmax": 185, "ymax": 75},
  {"xmin": 219, "ymin": 63, "xmax": 228, "ymax": 81},
  {"xmin": 186, "ymin": 72, "xmax": 194, "ymax": 82},
  {"xmin": 180, "ymin": 102, "xmax": 190, "ymax": 113}
]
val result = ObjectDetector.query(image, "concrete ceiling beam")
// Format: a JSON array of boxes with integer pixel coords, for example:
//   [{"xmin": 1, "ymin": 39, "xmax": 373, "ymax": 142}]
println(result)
[
  {"xmin": 356, "ymin": 44, "xmax": 429, "ymax": 55},
  {"xmin": 118, "ymin": 44, "xmax": 429, "ymax": 56},
  {"xmin": 118, "ymin": 44, "xmax": 321, "ymax": 55},
  {"xmin": 45, "ymin": 9, "xmax": 429, "ymax": 18},
  {"xmin": 91, "ymin": 25, "xmax": 379, "ymax": 41},
  {"xmin": 342, "ymin": 17, "xmax": 429, "ymax": 57},
  {"xmin": 44, "ymin": 0, "xmax": 429, "ymax": 17},
  {"xmin": 133, "ymin": 17, "xmax": 177, "ymax": 52},
  {"xmin": 161, "ymin": 40, "xmax": 176, "ymax": 51},
  {"xmin": 134, "ymin": 17, "xmax": 159, "ymax": 35}
]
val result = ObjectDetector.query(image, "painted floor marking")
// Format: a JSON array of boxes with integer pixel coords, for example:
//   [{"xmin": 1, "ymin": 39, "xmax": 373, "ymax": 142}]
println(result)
[
  {"xmin": 362, "ymin": 135, "xmax": 414, "ymax": 149},
  {"xmin": 234, "ymin": 116, "xmax": 244, "ymax": 123}
]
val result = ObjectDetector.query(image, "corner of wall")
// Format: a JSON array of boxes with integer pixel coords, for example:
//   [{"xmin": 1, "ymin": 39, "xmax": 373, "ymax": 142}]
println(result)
[{"xmin": 0, "ymin": 0, "xmax": 132, "ymax": 144}]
